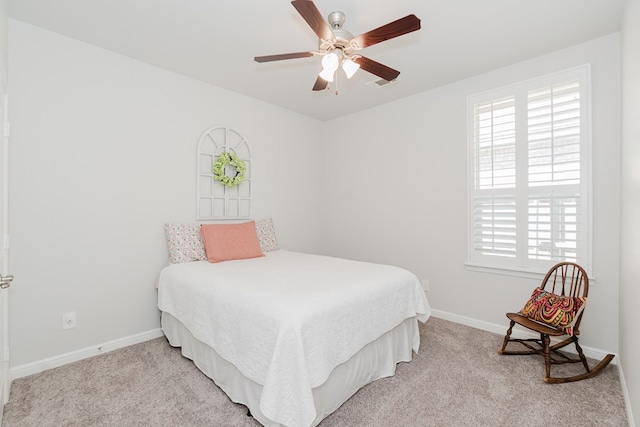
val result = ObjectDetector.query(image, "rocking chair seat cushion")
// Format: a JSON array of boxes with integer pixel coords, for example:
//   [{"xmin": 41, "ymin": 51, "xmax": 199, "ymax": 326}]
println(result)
[{"xmin": 519, "ymin": 288, "xmax": 587, "ymax": 336}]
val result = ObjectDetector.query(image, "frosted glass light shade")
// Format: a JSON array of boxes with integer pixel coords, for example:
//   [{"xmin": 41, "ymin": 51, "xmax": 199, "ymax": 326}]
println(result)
[
  {"xmin": 322, "ymin": 52, "xmax": 339, "ymax": 70},
  {"xmin": 319, "ymin": 52, "xmax": 339, "ymax": 82},
  {"xmin": 342, "ymin": 58, "xmax": 360, "ymax": 79},
  {"xmin": 319, "ymin": 67, "xmax": 335, "ymax": 82}
]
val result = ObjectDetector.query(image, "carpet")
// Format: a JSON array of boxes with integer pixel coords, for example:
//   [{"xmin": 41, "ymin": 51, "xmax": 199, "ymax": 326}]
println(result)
[{"xmin": 2, "ymin": 317, "xmax": 628, "ymax": 426}]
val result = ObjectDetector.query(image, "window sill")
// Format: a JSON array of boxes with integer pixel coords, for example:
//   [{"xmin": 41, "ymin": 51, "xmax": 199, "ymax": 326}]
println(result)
[
  {"xmin": 465, "ymin": 263, "xmax": 545, "ymax": 280},
  {"xmin": 464, "ymin": 262, "xmax": 596, "ymax": 283}
]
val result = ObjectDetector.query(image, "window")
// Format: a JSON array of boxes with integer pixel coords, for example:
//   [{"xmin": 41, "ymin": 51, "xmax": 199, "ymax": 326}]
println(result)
[{"xmin": 467, "ymin": 66, "xmax": 591, "ymax": 275}]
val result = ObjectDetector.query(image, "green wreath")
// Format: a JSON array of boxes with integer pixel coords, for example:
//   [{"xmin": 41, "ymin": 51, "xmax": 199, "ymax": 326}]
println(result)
[{"xmin": 213, "ymin": 152, "xmax": 247, "ymax": 188}]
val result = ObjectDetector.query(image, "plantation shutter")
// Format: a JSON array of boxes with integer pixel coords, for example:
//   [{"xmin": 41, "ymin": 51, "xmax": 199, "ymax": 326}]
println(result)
[
  {"xmin": 468, "ymin": 66, "xmax": 590, "ymax": 274},
  {"xmin": 471, "ymin": 96, "xmax": 517, "ymax": 260},
  {"xmin": 527, "ymin": 80, "xmax": 582, "ymax": 263},
  {"xmin": 472, "ymin": 194, "xmax": 517, "ymax": 258}
]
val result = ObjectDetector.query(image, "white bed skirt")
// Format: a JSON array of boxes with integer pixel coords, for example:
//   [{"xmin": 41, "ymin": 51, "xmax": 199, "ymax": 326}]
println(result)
[{"xmin": 161, "ymin": 312, "xmax": 419, "ymax": 427}]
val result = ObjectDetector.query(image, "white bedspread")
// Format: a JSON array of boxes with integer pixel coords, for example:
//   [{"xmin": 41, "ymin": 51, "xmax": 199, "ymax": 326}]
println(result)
[{"xmin": 157, "ymin": 250, "xmax": 431, "ymax": 427}]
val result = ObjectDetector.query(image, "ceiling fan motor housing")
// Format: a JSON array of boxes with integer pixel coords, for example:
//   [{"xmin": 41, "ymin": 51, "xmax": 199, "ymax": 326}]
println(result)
[
  {"xmin": 319, "ymin": 11, "xmax": 357, "ymax": 53},
  {"xmin": 328, "ymin": 11, "xmax": 345, "ymax": 29}
]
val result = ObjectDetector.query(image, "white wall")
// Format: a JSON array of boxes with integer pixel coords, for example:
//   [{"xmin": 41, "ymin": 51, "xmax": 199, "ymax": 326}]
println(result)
[
  {"xmin": 6, "ymin": 16, "xmax": 633, "ymax": 421},
  {"xmin": 321, "ymin": 34, "xmax": 622, "ymax": 354},
  {"xmin": 0, "ymin": 0, "xmax": 6, "ymax": 77},
  {"xmin": 7, "ymin": 20, "xmax": 325, "ymax": 367},
  {"xmin": 620, "ymin": 0, "xmax": 640, "ymax": 424}
]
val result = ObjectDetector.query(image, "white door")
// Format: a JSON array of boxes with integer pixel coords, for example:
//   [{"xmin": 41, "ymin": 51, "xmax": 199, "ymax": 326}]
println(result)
[{"xmin": 0, "ymin": 90, "xmax": 11, "ymax": 408}]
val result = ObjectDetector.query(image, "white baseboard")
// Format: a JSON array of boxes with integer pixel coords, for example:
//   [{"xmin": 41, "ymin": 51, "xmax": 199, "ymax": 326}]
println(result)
[
  {"xmin": 616, "ymin": 361, "xmax": 637, "ymax": 427},
  {"xmin": 430, "ymin": 309, "xmax": 619, "ymax": 365},
  {"xmin": 10, "ymin": 328, "xmax": 164, "ymax": 380},
  {"xmin": 10, "ymin": 312, "xmax": 619, "ymax": 379},
  {"xmin": 0, "ymin": 377, "xmax": 4, "ymax": 421}
]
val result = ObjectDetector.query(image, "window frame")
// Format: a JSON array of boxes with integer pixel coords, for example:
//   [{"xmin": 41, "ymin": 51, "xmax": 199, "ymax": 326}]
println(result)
[{"xmin": 466, "ymin": 65, "xmax": 593, "ymax": 278}]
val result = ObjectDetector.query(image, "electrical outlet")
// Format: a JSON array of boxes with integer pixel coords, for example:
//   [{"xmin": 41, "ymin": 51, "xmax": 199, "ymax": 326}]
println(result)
[
  {"xmin": 62, "ymin": 311, "xmax": 76, "ymax": 330},
  {"xmin": 421, "ymin": 279, "xmax": 430, "ymax": 292}
]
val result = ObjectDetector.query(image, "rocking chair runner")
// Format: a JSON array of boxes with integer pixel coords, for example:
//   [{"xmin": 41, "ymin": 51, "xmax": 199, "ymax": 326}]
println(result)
[{"xmin": 498, "ymin": 262, "xmax": 614, "ymax": 384}]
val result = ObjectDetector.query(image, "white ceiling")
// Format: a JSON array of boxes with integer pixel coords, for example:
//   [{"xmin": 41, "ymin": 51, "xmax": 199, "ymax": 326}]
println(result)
[{"xmin": 6, "ymin": 0, "xmax": 624, "ymax": 121}]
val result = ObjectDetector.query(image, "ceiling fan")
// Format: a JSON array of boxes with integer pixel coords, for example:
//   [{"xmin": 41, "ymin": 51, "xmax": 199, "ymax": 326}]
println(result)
[{"xmin": 254, "ymin": 0, "xmax": 421, "ymax": 92}]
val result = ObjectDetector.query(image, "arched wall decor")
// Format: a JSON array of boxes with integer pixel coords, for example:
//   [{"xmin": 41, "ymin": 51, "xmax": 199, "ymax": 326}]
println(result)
[{"xmin": 196, "ymin": 127, "xmax": 252, "ymax": 219}]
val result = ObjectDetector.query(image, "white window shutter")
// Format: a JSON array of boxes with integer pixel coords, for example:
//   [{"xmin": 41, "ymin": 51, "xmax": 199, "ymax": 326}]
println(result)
[
  {"xmin": 528, "ymin": 192, "xmax": 581, "ymax": 262},
  {"xmin": 473, "ymin": 96, "xmax": 517, "ymax": 190},
  {"xmin": 468, "ymin": 65, "xmax": 591, "ymax": 275},
  {"xmin": 472, "ymin": 194, "xmax": 517, "ymax": 258}
]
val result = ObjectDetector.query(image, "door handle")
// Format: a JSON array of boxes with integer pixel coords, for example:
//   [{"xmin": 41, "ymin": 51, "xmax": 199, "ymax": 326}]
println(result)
[{"xmin": 0, "ymin": 274, "xmax": 13, "ymax": 289}]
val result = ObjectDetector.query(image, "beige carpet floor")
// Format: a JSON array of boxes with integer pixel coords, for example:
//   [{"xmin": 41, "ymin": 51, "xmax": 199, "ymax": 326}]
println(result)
[{"xmin": 2, "ymin": 317, "xmax": 629, "ymax": 426}]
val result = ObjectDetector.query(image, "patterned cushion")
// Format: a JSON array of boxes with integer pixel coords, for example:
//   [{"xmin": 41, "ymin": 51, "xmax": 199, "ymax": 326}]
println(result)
[
  {"xmin": 519, "ymin": 288, "xmax": 587, "ymax": 336},
  {"xmin": 201, "ymin": 221, "xmax": 265, "ymax": 263},
  {"xmin": 164, "ymin": 223, "xmax": 207, "ymax": 264},
  {"xmin": 255, "ymin": 218, "xmax": 279, "ymax": 252}
]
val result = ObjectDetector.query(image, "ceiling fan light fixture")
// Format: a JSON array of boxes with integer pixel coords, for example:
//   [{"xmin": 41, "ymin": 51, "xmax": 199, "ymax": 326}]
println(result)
[
  {"xmin": 318, "ymin": 67, "xmax": 335, "ymax": 82},
  {"xmin": 319, "ymin": 52, "xmax": 339, "ymax": 82},
  {"xmin": 321, "ymin": 52, "xmax": 339, "ymax": 70},
  {"xmin": 342, "ymin": 58, "xmax": 360, "ymax": 79}
]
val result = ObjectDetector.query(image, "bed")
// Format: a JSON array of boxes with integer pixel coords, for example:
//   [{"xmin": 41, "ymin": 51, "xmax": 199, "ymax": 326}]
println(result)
[{"xmin": 158, "ymin": 222, "xmax": 431, "ymax": 427}]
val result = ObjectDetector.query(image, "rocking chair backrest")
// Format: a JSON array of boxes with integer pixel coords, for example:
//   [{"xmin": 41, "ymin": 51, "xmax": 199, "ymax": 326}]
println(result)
[
  {"xmin": 539, "ymin": 262, "xmax": 589, "ymax": 331},
  {"xmin": 540, "ymin": 262, "xmax": 589, "ymax": 298}
]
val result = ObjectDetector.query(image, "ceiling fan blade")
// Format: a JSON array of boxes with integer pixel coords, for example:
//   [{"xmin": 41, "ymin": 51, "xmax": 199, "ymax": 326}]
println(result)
[
  {"xmin": 352, "ymin": 14, "xmax": 421, "ymax": 49},
  {"xmin": 312, "ymin": 76, "xmax": 329, "ymax": 91},
  {"xmin": 254, "ymin": 52, "xmax": 315, "ymax": 63},
  {"xmin": 291, "ymin": 0, "xmax": 334, "ymax": 41},
  {"xmin": 354, "ymin": 56, "xmax": 400, "ymax": 81}
]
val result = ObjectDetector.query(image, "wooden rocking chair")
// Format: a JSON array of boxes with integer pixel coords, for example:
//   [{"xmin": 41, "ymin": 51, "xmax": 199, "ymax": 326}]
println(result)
[{"xmin": 498, "ymin": 262, "xmax": 614, "ymax": 384}]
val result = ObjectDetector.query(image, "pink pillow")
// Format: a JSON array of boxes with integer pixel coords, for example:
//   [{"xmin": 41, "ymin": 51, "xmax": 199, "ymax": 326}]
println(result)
[{"xmin": 201, "ymin": 221, "xmax": 265, "ymax": 263}]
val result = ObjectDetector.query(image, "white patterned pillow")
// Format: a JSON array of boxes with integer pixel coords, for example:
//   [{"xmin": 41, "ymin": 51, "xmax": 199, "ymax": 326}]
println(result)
[
  {"xmin": 255, "ymin": 218, "xmax": 279, "ymax": 252},
  {"xmin": 164, "ymin": 223, "xmax": 207, "ymax": 264}
]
